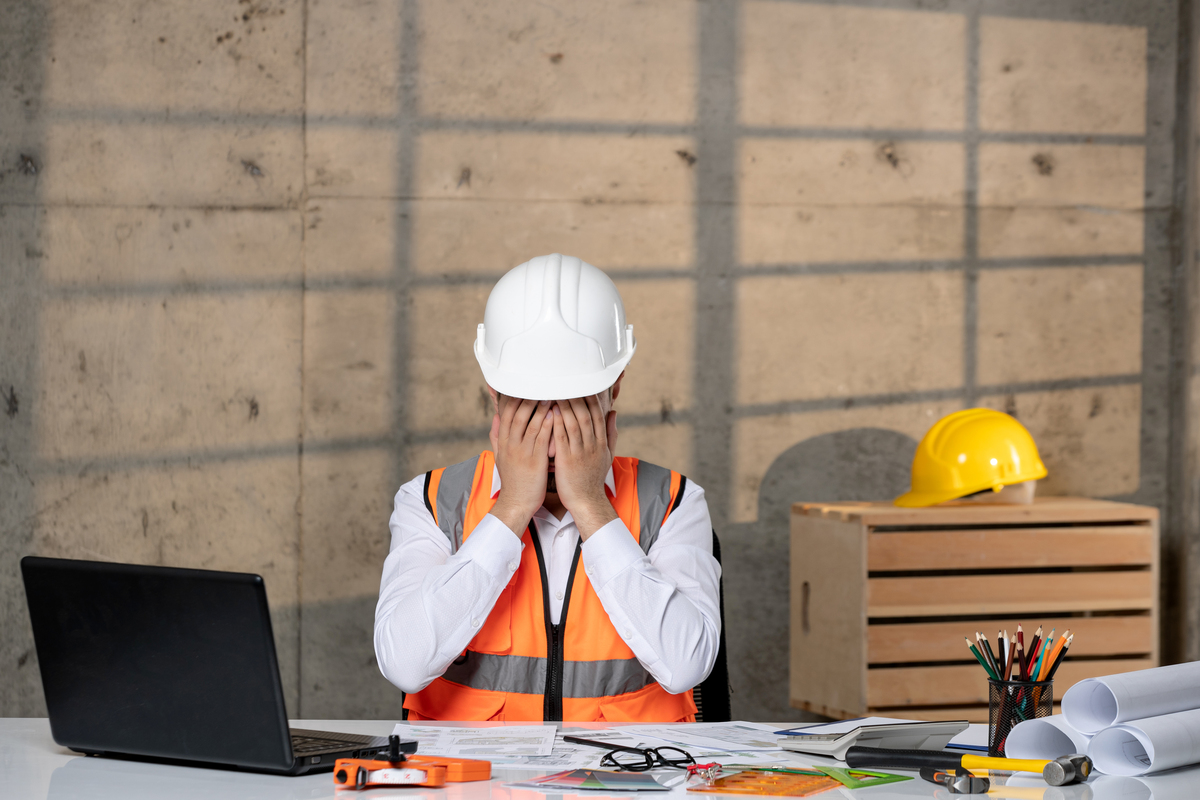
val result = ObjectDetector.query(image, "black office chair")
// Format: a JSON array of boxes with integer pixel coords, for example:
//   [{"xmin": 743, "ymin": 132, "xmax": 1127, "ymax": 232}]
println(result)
[{"xmin": 693, "ymin": 530, "xmax": 731, "ymax": 722}]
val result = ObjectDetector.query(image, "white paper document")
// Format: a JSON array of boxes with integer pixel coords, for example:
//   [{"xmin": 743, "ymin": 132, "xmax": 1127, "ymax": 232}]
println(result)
[
  {"xmin": 1062, "ymin": 662, "xmax": 1200, "ymax": 734},
  {"xmin": 1005, "ymin": 715, "xmax": 1093, "ymax": 760},
  {"xmin": 776, "ymin": 717, "xmax": 922, "ymax": 737},
  {"xmin": 390, "ymin": 724, "xmax": 556, "ymax": 757},
  {"xmin": 620, "ymin": 721, "xmax": 784, "ymax": 751},
  {"xmin": 1089, "ymin": 708, "xmax": 1200, "ymax": 776}
]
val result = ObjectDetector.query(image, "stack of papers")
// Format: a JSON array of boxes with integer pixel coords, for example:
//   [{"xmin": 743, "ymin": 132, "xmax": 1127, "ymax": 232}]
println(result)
[
  {"xmin": 392, "ymin": 722, "xmax": 793, "ymax": 771},
  {"xmin": 775, "ymin": 718, "xmax": 968, "ymax": 760}
]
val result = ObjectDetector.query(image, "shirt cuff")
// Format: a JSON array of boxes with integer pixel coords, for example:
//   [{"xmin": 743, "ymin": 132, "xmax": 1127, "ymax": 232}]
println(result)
[
  {"xmin": 454, "ymin": 514, "xmax": 525, "ymax": 582},
  {"xmin": 581, "ymin": 518, "xmax": 647, "ymax": 588}
]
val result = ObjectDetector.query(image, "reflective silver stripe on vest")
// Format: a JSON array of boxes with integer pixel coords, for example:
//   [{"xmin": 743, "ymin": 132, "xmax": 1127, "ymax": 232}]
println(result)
[
  {"xmin": 441, "ymin": 651, "xmax": 654, "ymax": 698},
  {"xmin": 635, "ymin": 460, "xmax": 674, "ymax": 554},
  {"xmin": 434, "ymin": 455, "xmax": 482, "ymax": 554}
]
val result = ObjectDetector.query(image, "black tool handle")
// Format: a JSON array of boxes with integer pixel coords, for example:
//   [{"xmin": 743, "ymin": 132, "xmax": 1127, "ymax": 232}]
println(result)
[{"xmin": 844, "ymin": 746, "xmax": 963, "ymax": 771}]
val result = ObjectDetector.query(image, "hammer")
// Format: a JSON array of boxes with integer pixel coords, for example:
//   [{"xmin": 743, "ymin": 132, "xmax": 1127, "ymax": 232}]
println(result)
[{"xmin": 845, "ymin": 747, "xmax": 1092, "ymax": 786}]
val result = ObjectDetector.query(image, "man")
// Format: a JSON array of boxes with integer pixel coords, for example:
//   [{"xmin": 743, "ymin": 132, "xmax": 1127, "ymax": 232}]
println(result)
[{"xmin": 374, "ymin": 253, "xmax": 722, "ymax": 722}]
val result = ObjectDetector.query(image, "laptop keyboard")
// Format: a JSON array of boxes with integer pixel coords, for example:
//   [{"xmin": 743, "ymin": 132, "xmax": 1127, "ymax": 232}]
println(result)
[
  {"xmin": 291, "ymin": 734, "xmax": 353, "ymax": 755},
  {"xmin": 289, "ymin": 728, "xmax": 387, "ymax": 757}
]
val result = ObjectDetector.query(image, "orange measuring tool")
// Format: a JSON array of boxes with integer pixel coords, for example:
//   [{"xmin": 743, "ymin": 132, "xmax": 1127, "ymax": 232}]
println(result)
[
  {"xmin": 687, "ymin": 769, "xmax": 840, "ymax": 797},
  {"xmin": 333, "ymin": 735, "xmax": 491, "ymax": 790}
]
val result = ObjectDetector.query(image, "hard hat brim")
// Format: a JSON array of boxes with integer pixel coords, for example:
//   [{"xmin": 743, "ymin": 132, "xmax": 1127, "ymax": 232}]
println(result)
[
  {"xmin": 894, "ymin": 463, "xmax": 1048, "ymax": 508},
  {"xmin": 476, "ymin": 340, "xmax": 634, "ymax": 401}
]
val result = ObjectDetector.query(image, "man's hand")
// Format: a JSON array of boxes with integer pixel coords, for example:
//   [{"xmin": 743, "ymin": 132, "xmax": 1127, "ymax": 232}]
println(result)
[
  {"xmin": 552, "ymin": 395, "xmax": 619, "ymax": 539},
  {"xmin": 490, "ymin": 398, "xmax": 554, "ymax": 537}
]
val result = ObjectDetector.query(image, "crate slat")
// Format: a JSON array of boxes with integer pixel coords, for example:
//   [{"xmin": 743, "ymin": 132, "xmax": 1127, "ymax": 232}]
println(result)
[
  {"xmin": 867, "ymin": 526, "xmax": 1154, "ymax": 571},
  {"xmin": 868, "ymin": 571, "xmax": 1154, "ymax": 617},
  {"xmin": 867, "ymin": 658, "xmax": 1154, "ymax": 707},
  {"xmin": 794, "ymin": 497, "xmax": 1158, "ymax": 527},
  {"xmin": 868, "ymin": 615, "xmax": 1153, "ymax": 664}
]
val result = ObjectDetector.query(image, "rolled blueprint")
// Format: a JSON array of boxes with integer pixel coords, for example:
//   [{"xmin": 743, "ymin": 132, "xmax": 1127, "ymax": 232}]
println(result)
[
  {"xmin": 1004, "ymin": 714, "xmax": 1092, "ymax": 760},
  {"xmin": 1061, "ymin": 662, "xmax": 1200, "ymax": 734},
  {"xmin": 1089, "ymin": 708, "xmax": 1200, "ymax": 776}
]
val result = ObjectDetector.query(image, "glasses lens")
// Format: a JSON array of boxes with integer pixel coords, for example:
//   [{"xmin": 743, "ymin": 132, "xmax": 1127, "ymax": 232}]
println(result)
[
  {"xmin": 603, "ymin": 750, "xmax": 653, "ymax": 771},
  {"xmin": 653, "ymin": 747, "xmax": 695, "ymax": 767}
]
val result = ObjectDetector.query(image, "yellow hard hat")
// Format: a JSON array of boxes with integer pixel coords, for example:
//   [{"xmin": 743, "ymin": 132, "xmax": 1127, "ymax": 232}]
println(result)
[{"xmin": 894, "ymin": 408, "xmax": 1047, "ymax": 508}]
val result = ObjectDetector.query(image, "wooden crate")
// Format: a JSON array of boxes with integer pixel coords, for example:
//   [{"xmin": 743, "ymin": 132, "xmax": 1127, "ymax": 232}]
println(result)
[{"xmin": 790, "ymin": 497, "xmax": 1159, "ymax": 723}]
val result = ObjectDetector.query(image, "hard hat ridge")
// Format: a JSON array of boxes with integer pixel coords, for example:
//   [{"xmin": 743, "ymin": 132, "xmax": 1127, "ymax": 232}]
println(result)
[{"xmin": 474, "ymin": 254, "xmax": 636, "ymax": 400}]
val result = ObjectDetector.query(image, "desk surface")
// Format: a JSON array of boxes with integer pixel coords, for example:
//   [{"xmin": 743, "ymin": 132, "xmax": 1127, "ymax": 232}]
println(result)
[{"xmin": 0, "ymin": 718, "xmax": 1191, "ymax": 800}]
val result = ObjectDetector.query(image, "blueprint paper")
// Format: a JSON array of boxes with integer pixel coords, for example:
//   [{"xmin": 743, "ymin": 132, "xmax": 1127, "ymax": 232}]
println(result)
[
  {"xmin": 1004, "ymin": 714, "xmax": 1092, "ymax": 760},
  {"xmin": 1062, "ymin": 662, "xmax": 1200, "ymax": 734},
  {"xmin": 1088, "ymin": 708, "xmax": 1200, "ymax": 776}
]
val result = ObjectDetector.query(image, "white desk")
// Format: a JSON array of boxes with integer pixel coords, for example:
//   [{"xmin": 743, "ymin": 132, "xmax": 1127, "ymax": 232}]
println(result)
[{"xmin": 0, "ymin": 719, "xmax": 1193, "ymax": 799}]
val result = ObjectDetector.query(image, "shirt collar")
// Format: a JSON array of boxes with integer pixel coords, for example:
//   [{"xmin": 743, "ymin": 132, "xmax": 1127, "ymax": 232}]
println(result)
[{"xmin": 491, "ymin": 465, "xmax": 616, "ymax": 498}]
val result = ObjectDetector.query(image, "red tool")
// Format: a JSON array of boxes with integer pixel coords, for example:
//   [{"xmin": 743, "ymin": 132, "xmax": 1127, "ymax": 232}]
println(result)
[{"xmin": 333, "ymin": 735, "xmax": 491, "ymax": 790}]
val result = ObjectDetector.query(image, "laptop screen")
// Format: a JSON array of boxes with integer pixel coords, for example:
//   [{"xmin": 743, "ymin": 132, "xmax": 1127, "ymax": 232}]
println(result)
[{"xmin": 22, "ymin": 557, "xmax": 294, "ymax": 770}]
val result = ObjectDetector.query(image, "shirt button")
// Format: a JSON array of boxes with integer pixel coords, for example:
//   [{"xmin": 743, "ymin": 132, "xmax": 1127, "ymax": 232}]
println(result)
[
  {"xmin": 507, "ymin": 560, "xmax": 518, "ymax": 571},
  {"xmin": 471, "ymin": 619, "xmax": 481, "ymax": 628},
  {"xmin": 623, "ymin": 630, "xmax": 633, "ymax": 639},
  {"xmin": 556, "ymin": 530, "xmax": 564, "ymax": 538},
  {"xmin": 556, "ymin": 591, "xmax": 564, "ymax": 600}
]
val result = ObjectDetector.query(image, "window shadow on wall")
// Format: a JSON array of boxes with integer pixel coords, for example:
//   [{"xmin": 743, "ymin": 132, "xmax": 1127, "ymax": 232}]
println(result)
[{"xmin": 723, "ymin": 428, "xmax": 916, "ymax": 721}]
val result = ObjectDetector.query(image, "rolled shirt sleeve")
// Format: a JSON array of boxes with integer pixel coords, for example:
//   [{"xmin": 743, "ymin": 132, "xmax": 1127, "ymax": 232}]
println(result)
[
  {"xmin": 373, "ymin": 475, "xmax": 524, "ymax": 693},
  {"xmin": 581, "ymin": 481, "xmax": 722, "ymax": 695}
]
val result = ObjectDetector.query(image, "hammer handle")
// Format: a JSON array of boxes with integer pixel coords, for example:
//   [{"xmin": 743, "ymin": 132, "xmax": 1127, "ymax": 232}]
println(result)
[
  {"xmin": 844, "ymin": 747, "xmax": 961, "ymax": 771},
  {"xmin": 961, "ymin": 754, "xmax": 1050, "ymax": 774}
]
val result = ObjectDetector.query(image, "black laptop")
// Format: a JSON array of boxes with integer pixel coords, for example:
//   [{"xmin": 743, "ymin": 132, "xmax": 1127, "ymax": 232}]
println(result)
[{"xmin": 21, "ymin": 556, "xmax": 416, "ymax": 775}]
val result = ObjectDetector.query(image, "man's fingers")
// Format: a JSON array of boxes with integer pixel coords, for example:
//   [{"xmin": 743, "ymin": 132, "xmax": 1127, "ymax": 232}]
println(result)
[
  {"xmin": 566, "ymin": 397, "xmax": 594, "ymax": 445},
  {"xmin": 606, "ymin": 409, "xmax": 618, "ymax": 455},
  {"xmin": 509, "ymin": 398, "xmax": 538, "ymax": 443},
  {"xmin": 496, "ymin": 394, "xmax": 520, "ymax": 441},
  {"xmin": 523, "ymin": 400, "xmax": 551, "ymax": 445},
  {"xmin": 489, "ymin": 413, "xmax": 501, "ymax": 452},
  {"xmin": 559, "ymin": 400, "xmax": 585, "ymax": 449},
  {"xmin": 584, "ymin": 395, "xmax": 606, "ymax": 446},
  {"xmin": 535, "ymin": 409, "xmax": 554, "ymax": 452}
]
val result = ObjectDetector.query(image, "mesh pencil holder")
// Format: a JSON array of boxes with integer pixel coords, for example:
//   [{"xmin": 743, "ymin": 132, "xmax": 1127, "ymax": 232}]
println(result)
[{"xmin": 988, "ymin": 679, "xmax": 1053, "ymax": 757}]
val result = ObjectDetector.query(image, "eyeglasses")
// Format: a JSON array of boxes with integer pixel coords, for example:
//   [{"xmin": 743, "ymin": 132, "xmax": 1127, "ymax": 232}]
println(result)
[{"xmin": 563, "ymin": 735, "xmax": 696, "ymax": 772}]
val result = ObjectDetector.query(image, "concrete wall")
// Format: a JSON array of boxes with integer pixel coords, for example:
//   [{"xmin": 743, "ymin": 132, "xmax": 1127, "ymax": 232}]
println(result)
[{"xmin": 0, "ymin": 0, "xmax": 1190, "ymax": 721}]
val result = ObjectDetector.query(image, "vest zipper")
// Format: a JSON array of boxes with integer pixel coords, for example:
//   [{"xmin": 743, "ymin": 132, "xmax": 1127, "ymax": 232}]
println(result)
[{"xmin": 529, "ymin": 521, "xmax": 582, "ymax": 721}]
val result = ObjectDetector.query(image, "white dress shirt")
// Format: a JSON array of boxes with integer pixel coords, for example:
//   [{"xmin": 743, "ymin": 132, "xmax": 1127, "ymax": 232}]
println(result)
[{"xmin": 374, "ymin": 464, "xmax": 722, "ymax": 697}]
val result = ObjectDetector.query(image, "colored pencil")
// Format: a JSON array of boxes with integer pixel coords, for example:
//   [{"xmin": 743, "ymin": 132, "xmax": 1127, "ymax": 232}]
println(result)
[
  {"xmin": 978, "ymin": 632, "xmax": 1000, "ymax": 678},
  {"xmin": 1003, "ymin": 632, "xmax": 1015, "ymax": 681},
  {"xmin": 1040, "ymin": 631, "xmax": 1070, "ymax": 682},
  {"xmin": 967, "ymin": 638, "xmax": 999, "ymax": 681},
  {"xmin": 1017, "ymin": 625, "xmax": 1026, "ymax": 678},
  {"xmin": 1031, "ymin": 630, "xmax": 1054, "ymax": 682},
  {"xmin": 1046, "ymin": 635, "xmax": 1073, "ymax": 681},
  {"xmin": 1037, "ymin": 631, "xmax": 1061, "ymax": 681},
  {"xmin": 1028, "ymin": 626, "xmax": 1044, "ymax": 666}
]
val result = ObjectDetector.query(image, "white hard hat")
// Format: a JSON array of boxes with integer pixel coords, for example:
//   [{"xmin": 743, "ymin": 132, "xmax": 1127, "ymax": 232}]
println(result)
[{"xmin": 474, "ymin": 253, "xmax": 636, "ymax": 400}]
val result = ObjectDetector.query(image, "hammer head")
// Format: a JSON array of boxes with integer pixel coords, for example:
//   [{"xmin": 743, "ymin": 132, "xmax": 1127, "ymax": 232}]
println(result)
[{"xmin": 1042, "ymin": 754, "xmax": 1092, "ymax": 786}]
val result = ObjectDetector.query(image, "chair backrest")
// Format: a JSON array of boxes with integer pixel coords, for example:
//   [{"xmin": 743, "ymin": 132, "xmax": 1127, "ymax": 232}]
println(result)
[{"xmin": 693, "ymin": 529, "xmax": 731, "ymax": 722}]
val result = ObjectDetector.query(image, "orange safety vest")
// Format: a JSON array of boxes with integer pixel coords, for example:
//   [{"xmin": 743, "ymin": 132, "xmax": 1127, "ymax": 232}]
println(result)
[{"xmin": 405, "ymin": 451, "xmax": 698, "ymax": 722}]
